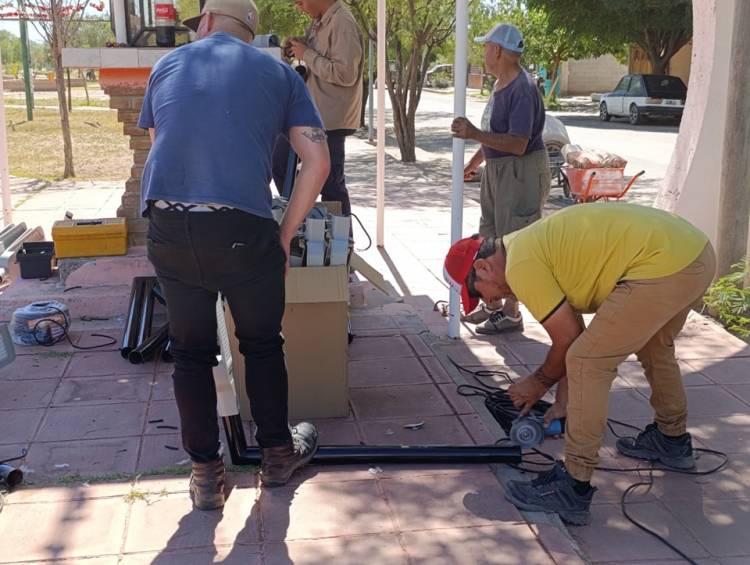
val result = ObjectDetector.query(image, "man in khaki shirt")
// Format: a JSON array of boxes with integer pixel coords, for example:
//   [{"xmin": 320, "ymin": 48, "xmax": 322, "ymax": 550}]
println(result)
[{"xmin": 273, "ymin": 0, "xmax": 364, "ymax": 216}]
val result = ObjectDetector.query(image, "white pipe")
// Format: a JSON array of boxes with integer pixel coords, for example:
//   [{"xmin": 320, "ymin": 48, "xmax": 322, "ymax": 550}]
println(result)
[
  {"xmin": 376, "ymin": 0, "xmax": 386, "ymax": 248},
  {"xmin": 0, "ymin": 45, "xmax": 12, "ymax": 227},
  {"xmin": 368, "ymin": 36, "xmax": 375, "ymax": 143},
  {"xmin": 448, "ymin": 0, "xmax": 469, "ymax": 339},
  {"xmin": 113, "ymin": 0, "xmax": 128, "ymax": 45}
]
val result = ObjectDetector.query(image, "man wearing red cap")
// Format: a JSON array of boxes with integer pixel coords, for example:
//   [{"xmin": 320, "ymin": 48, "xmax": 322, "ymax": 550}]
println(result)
[{"xmin": 444, "ymin": 203, "xmax": 715, "ymax": 525}]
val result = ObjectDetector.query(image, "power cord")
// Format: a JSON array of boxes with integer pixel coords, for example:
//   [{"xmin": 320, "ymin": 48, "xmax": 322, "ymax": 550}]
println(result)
[
  {"xmin": 450, "ymin": 358, "xmax": 729, "ymax": 565},
  {"xmin": 31, "ymin": 306, "xmax": 117, "ymax": 350},
  {"xmin": 350, "ymin": 213, "xmax": 372, "ymax": 252}
]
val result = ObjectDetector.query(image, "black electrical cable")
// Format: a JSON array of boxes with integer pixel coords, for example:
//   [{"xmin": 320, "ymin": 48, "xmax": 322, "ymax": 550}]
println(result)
[
  {"xmin": 450, "ymin": 357, "xmax": 729, "ymax": 565},
  {"xmin": 0, "ymin": 449, "xmax": 27, "ymax": 466},
  {"xmin": 31, "ymin": 306, "xmax": 117, "ymax": 350},
  {"xmin": 350, "ymin": 213, "xmax": 372, "ymax": 252}
]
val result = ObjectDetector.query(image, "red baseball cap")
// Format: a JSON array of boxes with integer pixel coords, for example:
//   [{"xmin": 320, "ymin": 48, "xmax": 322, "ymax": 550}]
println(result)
[{"xmin": 443, "ymin": 235, "xmax": 484, "ymax": 315}]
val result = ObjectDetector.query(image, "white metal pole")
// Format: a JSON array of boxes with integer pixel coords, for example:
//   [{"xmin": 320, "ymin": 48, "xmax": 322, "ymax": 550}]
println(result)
[
  {"xmin": 376, "ymin": 0, "xmax": 386, "ymax": 248},
  {"xmin": 448, "ymin": 0, "xmax": 469, "ymax": 339},
  {"xmin": 113, "ymin": 0, "xmax": 128, "ymax": 45},
  {"xmin": 0, "ymin": 45, "xmax": 13, "ymax": 227},
  {"xmin": 368, "ymin": 36, "xmax": 375, "ymax": 143}
]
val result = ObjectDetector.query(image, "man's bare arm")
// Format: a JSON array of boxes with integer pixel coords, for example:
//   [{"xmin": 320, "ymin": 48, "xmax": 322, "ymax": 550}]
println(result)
[
  {"xmin": 280, "ymin": 127, "xmax": 331, "ymax": 267},
  {"xmin": 148, "ymin": 128, "xmax": 155, "ymax": 143},
  {"xmin": 537, "ymin": 301, "xmax": 585, "ymax": 386},
  {"xmin": 473, "ymin": 131, "xmax": 529, "ymax": 157}
]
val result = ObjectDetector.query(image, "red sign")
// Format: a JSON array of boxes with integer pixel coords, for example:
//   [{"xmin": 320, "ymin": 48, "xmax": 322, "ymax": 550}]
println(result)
[{"xmin": 155, "ymin": 2, "xmax": 175, "ymax": 23}]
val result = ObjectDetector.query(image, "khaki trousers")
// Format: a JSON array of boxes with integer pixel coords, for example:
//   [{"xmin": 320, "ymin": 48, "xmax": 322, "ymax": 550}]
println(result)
[
  {"xmin": 478, "ymin": 149, "xmax": 551, "ymax": 239},
  {"xmin": 564, "ymin": 244, "xmax": 716, "ymax": 481}
]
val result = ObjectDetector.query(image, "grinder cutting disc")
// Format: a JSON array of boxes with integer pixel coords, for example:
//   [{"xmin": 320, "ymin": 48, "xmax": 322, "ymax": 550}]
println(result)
[{"xmin": 509, "ymin": 417, "xmax": 545, "ymax": 449}]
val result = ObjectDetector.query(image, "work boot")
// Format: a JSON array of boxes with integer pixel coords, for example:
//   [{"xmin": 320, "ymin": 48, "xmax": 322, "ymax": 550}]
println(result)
[
  {"xmin": 505, "ymin": 461, "xmax": 596, "ymax": 526},
  {"xmin": 476, "ymin": 311, "xmax": 523, "ymax": 334},
  {"xmin": 189, "ymin": 458, "xmax": 225, "ymax": 511},
  {"xmin": 616, "ymin": 422, "xmax": 695, "ymax": 470},
  {"xmin": 461, "ymin": 304, "xmax": 497, "ymax": 324},
  {"xmin": 260, "ymin": 422, "xmax": 319, "ymax": 488}
]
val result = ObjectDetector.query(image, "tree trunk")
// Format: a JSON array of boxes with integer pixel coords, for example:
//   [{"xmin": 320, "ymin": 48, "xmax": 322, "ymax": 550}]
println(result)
[
  {"xmin": 360, "ymin": 76, "xmax": 368, "ymax": 129},
  {"xmin": 66, "ymin": 68, "xmax": 72, "ymax": 112},
  {"xmin": 51, "ymin": 15, "xmax": 75, "ymax": 178},
  {"xmin": 80, "ymin": 69, "xmax": 90, "ymax": 104},
  {"xmin": 716, "ymin": 0, "xmax": 750, "ymax": 277},
  {"xmin": 651, "ymin": 58, "xmax": 669, "ymax": 75}
]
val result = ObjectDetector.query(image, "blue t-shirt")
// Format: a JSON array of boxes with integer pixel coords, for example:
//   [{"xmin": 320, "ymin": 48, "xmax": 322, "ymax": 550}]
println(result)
[
  {"xmin": 138, "ymin": 32, "xmax": 323, "ymax": 218},
  {"xmin": 481, "ymin": 70, "xmax": 546, "ymax": 159}
]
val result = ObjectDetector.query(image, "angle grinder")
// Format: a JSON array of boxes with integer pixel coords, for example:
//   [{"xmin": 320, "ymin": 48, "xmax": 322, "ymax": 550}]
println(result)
[{"xmin": 509, "ymin": 416, "xmax": 564, "ymax": 449}]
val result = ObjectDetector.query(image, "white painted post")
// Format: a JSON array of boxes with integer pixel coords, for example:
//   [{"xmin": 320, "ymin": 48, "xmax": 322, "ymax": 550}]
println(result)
[
  {"xmin": 113, "ymin": 0, "xmax": 128, "ymax": 45},
  {"xmin": 376, "ymin": 0, "xmax": 386, "ymax": 247},
  {"xmin": 368, "ymin": 36, "xmax": 375, "ymax": 143},
  {"xmin": 448, "ymin": 0, "xmax": 469, "ymax": 339},
  {"xmin": 0, "ymin": 45, "xmax": 13, "ymax": 227}
]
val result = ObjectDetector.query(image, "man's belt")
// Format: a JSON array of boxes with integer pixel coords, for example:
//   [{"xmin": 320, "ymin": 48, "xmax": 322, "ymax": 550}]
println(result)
[{"xmin": 151, "ymin": 200, "xmax": 236, "ymax": 213}]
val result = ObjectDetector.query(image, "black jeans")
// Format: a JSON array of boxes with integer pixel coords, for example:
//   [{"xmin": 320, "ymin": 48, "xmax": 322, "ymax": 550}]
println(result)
[
  {"xmin": 147, "ymin": 206, "xmax": 292, "ymax": 463},
  {"xmin": 272, "ymin": 129, "xmax": 352, "ymax": 216}
]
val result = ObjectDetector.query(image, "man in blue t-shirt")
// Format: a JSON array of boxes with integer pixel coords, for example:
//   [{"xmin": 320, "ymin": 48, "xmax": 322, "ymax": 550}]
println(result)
[
  {"xmin": 451, "ymin": 23, "xmax": 550, "ymax": 334},
  {"xmin": 138, "ymin": 0, "xmax": 331, "ymax": 510}
]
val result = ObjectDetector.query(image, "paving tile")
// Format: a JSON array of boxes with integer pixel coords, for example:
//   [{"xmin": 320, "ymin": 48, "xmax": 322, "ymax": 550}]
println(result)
[
  {"xmin": 684, "ymin": 358, "xmax": 750, "ymax": 385},
  {"xmin": 668, "ymin": 498, "xmax": 750, "ymax": 557},
  {"xmin": 150, "ymin": 370, "xmax": 175, "ymax": 401},
  {"xmin": 381, "ymin": 470, "xmax": 523, "ymax": 530},
  {"xmin": 144, "ymin": 400, "xmax": 182, "ymax": 434},
  {"xmin": 0, "ymin": 352, "xmax": 71, "ymax": 380},
  {"xmin": 120, "ymin": 546, "xmax": 261, "ymax": 565},
  {"xmin": 0, "ymin": 497, "xmax": 128, "ymax": 562},
  {"xmin": 350, "ymin": 384, "xmax": 452, "ymax": 420},
  {"xmin": 645, "ymin": 452, "xmax": 750, "ymax": 501},
  {"xmin": 438, "ymin": 383, "xmax": 477, "ymax": 415},
  {"xmin": 360, "ymin": 415, "xmax": 474, "ymax": 446},
  {"xmin": 724, "ymin": 384, "xmax": 750, "ymax": 405},
  {"xmin": 73, "ymin": 330, "xmax": 122, "ymax": 351},
  {"xmin": 437, "ymin": 341, "xmax": 522, "ymax": 367},
  {"xmin": 0, "ymin": 443, "xmax": 29, "ymax": 465},
  {"xmin": 124, "ymin": 487, "xmax": 260, "ymax": 552},
  {"xmin": 27, "ymin": 557, "xmax": 119, "ymax": 565},
  {"xmin": 529, "ymin": 523, "xmax": 586, "ymax": 565},
  {"xmin": 675, "ymin": 334, "xmax": 750, "ymax": 360},
  {"xmin": 309, "ymin": 418, "xmax": 362, "ymax": 445},
  {"xmin": 37, "ymin": 402, "xmax": 147, "ymax": 442},
  {"xmin": 421, "ymin": 356, "xmax": 453, "ymax": 384},
  {"xmin": 348, "ymin": 336, "xmax": 414, "ymax": 360},
  {"xmin": 260, "ymin": 479, "xmax": 394, "ymax": 541},
  {"xmin": 402, "ymin": 524, "xmax": 554, "ymax": 565},
  {"xmin": 618, "ymin": 360, "xmax": 714, "ymax": 388},
  {"xmin": 0, "ymin": 378, "xmax": 58, "ymax": 409},
  {"xmin": 460, "ymin": 414, "xmax": 501, "ymax": 444},
  {"xmin": 65, "ymin": 351, "xmax": 154, "ymax": 377},
  {"xmin": 572, "ymin": 501, "xmax": 708, "ymax": 562},
  {"xmin": 137, "ymin": 433, "xmax": 190, "ymax": 473},
  {"xmin": 607, "ymin": 389, "xmax": 655, "ymax": 420},
  {"xmin": 504, "ymin": 341, "xmax": 550, "ymax": 366},
  {"xmin": 264, "ymin": 533, "xmax": 408, "ymax": 565},
  {"xmin": 689, "ymin": 415, "xmax": 750, "ymax": 455},
  {"xmin": 0, "ymin": 408, "xmax": 45, "ymax": 444},
  {"xmin": 349, "ymin": 314, "xmax": 398, "ymax": 331},
  {"xmin": 682, "ymin": 386, "xmax": 750, "ymax": 417},
  {"xmin": 404, "ymin": 333, "xmax": 434, "ymax": 357},
  {"xmin": 348, "ymin": 357, "xmax": 432, "ymax": 388},
  {"xmin": 5, "ymin": 480, "xmax": 131, "ymax": 504},
  {"xmin": 52, "ymin": 375, "xmax": 151, "ymax": 406},
  {"xmin": 24, "ymin": 437, "xmax": 140, "ymax": 479}
]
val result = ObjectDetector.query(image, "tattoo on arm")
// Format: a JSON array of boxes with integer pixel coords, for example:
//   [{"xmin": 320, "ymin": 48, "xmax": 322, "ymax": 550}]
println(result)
[{"xmin": 302, "ymin": 128, "xmax": 327, "ymax": 144}]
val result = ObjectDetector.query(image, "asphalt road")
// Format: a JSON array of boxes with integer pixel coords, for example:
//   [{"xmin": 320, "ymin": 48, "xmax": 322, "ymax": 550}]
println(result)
[{"xmin": 400, "ymin": 89, "xmax": 680, "ymax": 206}]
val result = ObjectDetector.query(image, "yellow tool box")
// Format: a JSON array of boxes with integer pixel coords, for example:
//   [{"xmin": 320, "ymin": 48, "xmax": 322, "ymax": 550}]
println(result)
[{"xmin": 52, "ymin": 218, "xmax": 128, "ymax": 259}]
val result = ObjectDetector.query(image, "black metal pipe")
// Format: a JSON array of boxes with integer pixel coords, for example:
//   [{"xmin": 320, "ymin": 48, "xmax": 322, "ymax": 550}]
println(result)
[
  {"xmin": 222, "ymin": 416, "xmax": 520, "ymax": 466},
  {"xmin": 132, "ymin": 278, "xmax": 156, "ymax": 360},
  {"xmin": 152, "ymin": 282, "xmax": 166, "ymax": 306},
  {"xmin": 0, "ymin": 463, "xmax": 23, "ymax": 489},
  {"xmin": 129, "ymin": 322, "xmax": 168, "ymax": 364},
  {"xmin": 120, "ymin": 278, "xmax": 147, "ymax": 359}
]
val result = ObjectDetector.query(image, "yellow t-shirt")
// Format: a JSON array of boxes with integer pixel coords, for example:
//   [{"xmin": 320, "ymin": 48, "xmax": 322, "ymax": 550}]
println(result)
[{"xmin": 503, "ymin": 203, "xmax": 709, "ymax": 321}]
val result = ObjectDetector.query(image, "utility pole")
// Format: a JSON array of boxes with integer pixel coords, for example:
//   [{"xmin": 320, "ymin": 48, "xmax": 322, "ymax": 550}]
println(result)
[
  {"xmin": 19, "ymin": 9, "xmax": 34, "ymax": 120},
  {"xmin": 716, "ymin": 0, "xmax": 750, "ymax": 277},
  {"xmin": 368, "ymin": 36, "xmax": 374, "ymax": 143}
]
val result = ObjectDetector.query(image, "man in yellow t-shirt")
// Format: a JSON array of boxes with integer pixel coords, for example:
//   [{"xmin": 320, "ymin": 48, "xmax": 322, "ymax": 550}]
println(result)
[{"xmin": 443, "ymin": 203, "xmax": 715, "ymax": 525}]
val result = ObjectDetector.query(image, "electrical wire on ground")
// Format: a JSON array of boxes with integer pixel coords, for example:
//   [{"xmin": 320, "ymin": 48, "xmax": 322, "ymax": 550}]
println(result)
[
  {"xmin": 450, "ymin": 357, "xmax": 729, "ymax": 565},
  {"xmin": 30, "ymin": 305, "xmax": 117, "ymax": 350}
]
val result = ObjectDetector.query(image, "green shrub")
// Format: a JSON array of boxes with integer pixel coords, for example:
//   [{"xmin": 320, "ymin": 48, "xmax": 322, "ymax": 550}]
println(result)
[{"xmin": 704, "ymin": 259, "xmax": 750, "ymax": 338}]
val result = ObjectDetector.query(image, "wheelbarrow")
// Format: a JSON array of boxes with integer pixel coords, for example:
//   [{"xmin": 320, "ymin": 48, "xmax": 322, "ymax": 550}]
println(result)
[{"xmin": 563, "ymin": 166, "xmax": 645, "ymax": 203}]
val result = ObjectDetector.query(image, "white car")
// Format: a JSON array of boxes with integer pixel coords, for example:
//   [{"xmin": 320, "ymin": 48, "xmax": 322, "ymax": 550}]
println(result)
[{"xmin": 599, "ymin": 74, "xmax": 687, "ymax": 125}]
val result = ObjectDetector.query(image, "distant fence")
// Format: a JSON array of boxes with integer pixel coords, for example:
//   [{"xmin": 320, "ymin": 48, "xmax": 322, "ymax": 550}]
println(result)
[{"xmin": 3, "ymin": 79, "xmax": 87, "ymax": 92}]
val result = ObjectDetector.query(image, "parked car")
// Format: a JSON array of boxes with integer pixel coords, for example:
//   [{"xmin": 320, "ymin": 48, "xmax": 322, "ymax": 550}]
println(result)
[
  {"xmin": 599, "ymin": 74, "xmax": 687, "ymax": 125},
  {"xmin": 425, "ymin": 64, "xmax": 453, "ymax": 88}
]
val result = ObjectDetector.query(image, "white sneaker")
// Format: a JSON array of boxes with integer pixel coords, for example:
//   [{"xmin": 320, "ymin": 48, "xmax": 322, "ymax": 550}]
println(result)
[{"xmin": 476, "ymin": 311, "xmax": 523, "ymax": 334}]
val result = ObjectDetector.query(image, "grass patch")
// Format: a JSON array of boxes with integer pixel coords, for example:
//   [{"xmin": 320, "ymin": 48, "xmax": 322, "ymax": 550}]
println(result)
[{"xmin": 5, "ymin": 106, "xmax": 132, "ymax": 181}]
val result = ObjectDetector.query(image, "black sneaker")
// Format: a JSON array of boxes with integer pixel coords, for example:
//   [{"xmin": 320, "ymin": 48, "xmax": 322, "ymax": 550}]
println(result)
[
  {"xmin": 504, "ymin": 461, "xmax": 596, "ymax": 526},
  {"xmin": 616, "ymin": 422, "xmax": 695, "ymax": 470}
]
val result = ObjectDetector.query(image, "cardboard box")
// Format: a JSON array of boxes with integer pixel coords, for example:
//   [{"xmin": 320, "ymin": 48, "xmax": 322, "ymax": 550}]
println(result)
[{"xmin": 224, "ymin": 264, "xmax": 350, "ymax": 420}]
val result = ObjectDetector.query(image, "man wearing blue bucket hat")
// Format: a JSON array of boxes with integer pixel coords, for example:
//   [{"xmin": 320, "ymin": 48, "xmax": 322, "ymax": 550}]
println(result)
[{"xmin": 452, "ymin": 23, "xmax": 550, "ymax": 335}]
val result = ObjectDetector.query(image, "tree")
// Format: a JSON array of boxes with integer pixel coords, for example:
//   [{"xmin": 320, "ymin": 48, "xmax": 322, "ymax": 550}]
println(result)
[
  {"xmin": 530, "ymin": 0, "xmax": 692, "ymax": 75},
  {"xmin": 254, "ymin": 0, "xmax": 307, "ymax": 38},
  {"xmin": 0, "ymin": 0, "xmax": 106, "ymax": 178},
  {"xmin": 348, "ymin": 0, "xmax": 455, "ymax": 162},
  {"xmin": 67, "ymin": 16, "xmax": 113, "ymax": 48},
  {"xmin": 0, "ymin": 30, "xmax": 21, "ymax": 67}
]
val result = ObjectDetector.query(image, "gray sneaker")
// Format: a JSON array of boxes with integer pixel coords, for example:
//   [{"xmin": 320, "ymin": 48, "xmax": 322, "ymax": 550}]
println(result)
[
  {"xmin": 461, "ymin": 304, "xmax": 496, "ymax": 324},
  {"xmin": 476, "ymin": 311, "xmax": 523, "ymax": 334},
  {"xmin": 616, "ymin": 422, "xmax": 695, "ymax": 470}
]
